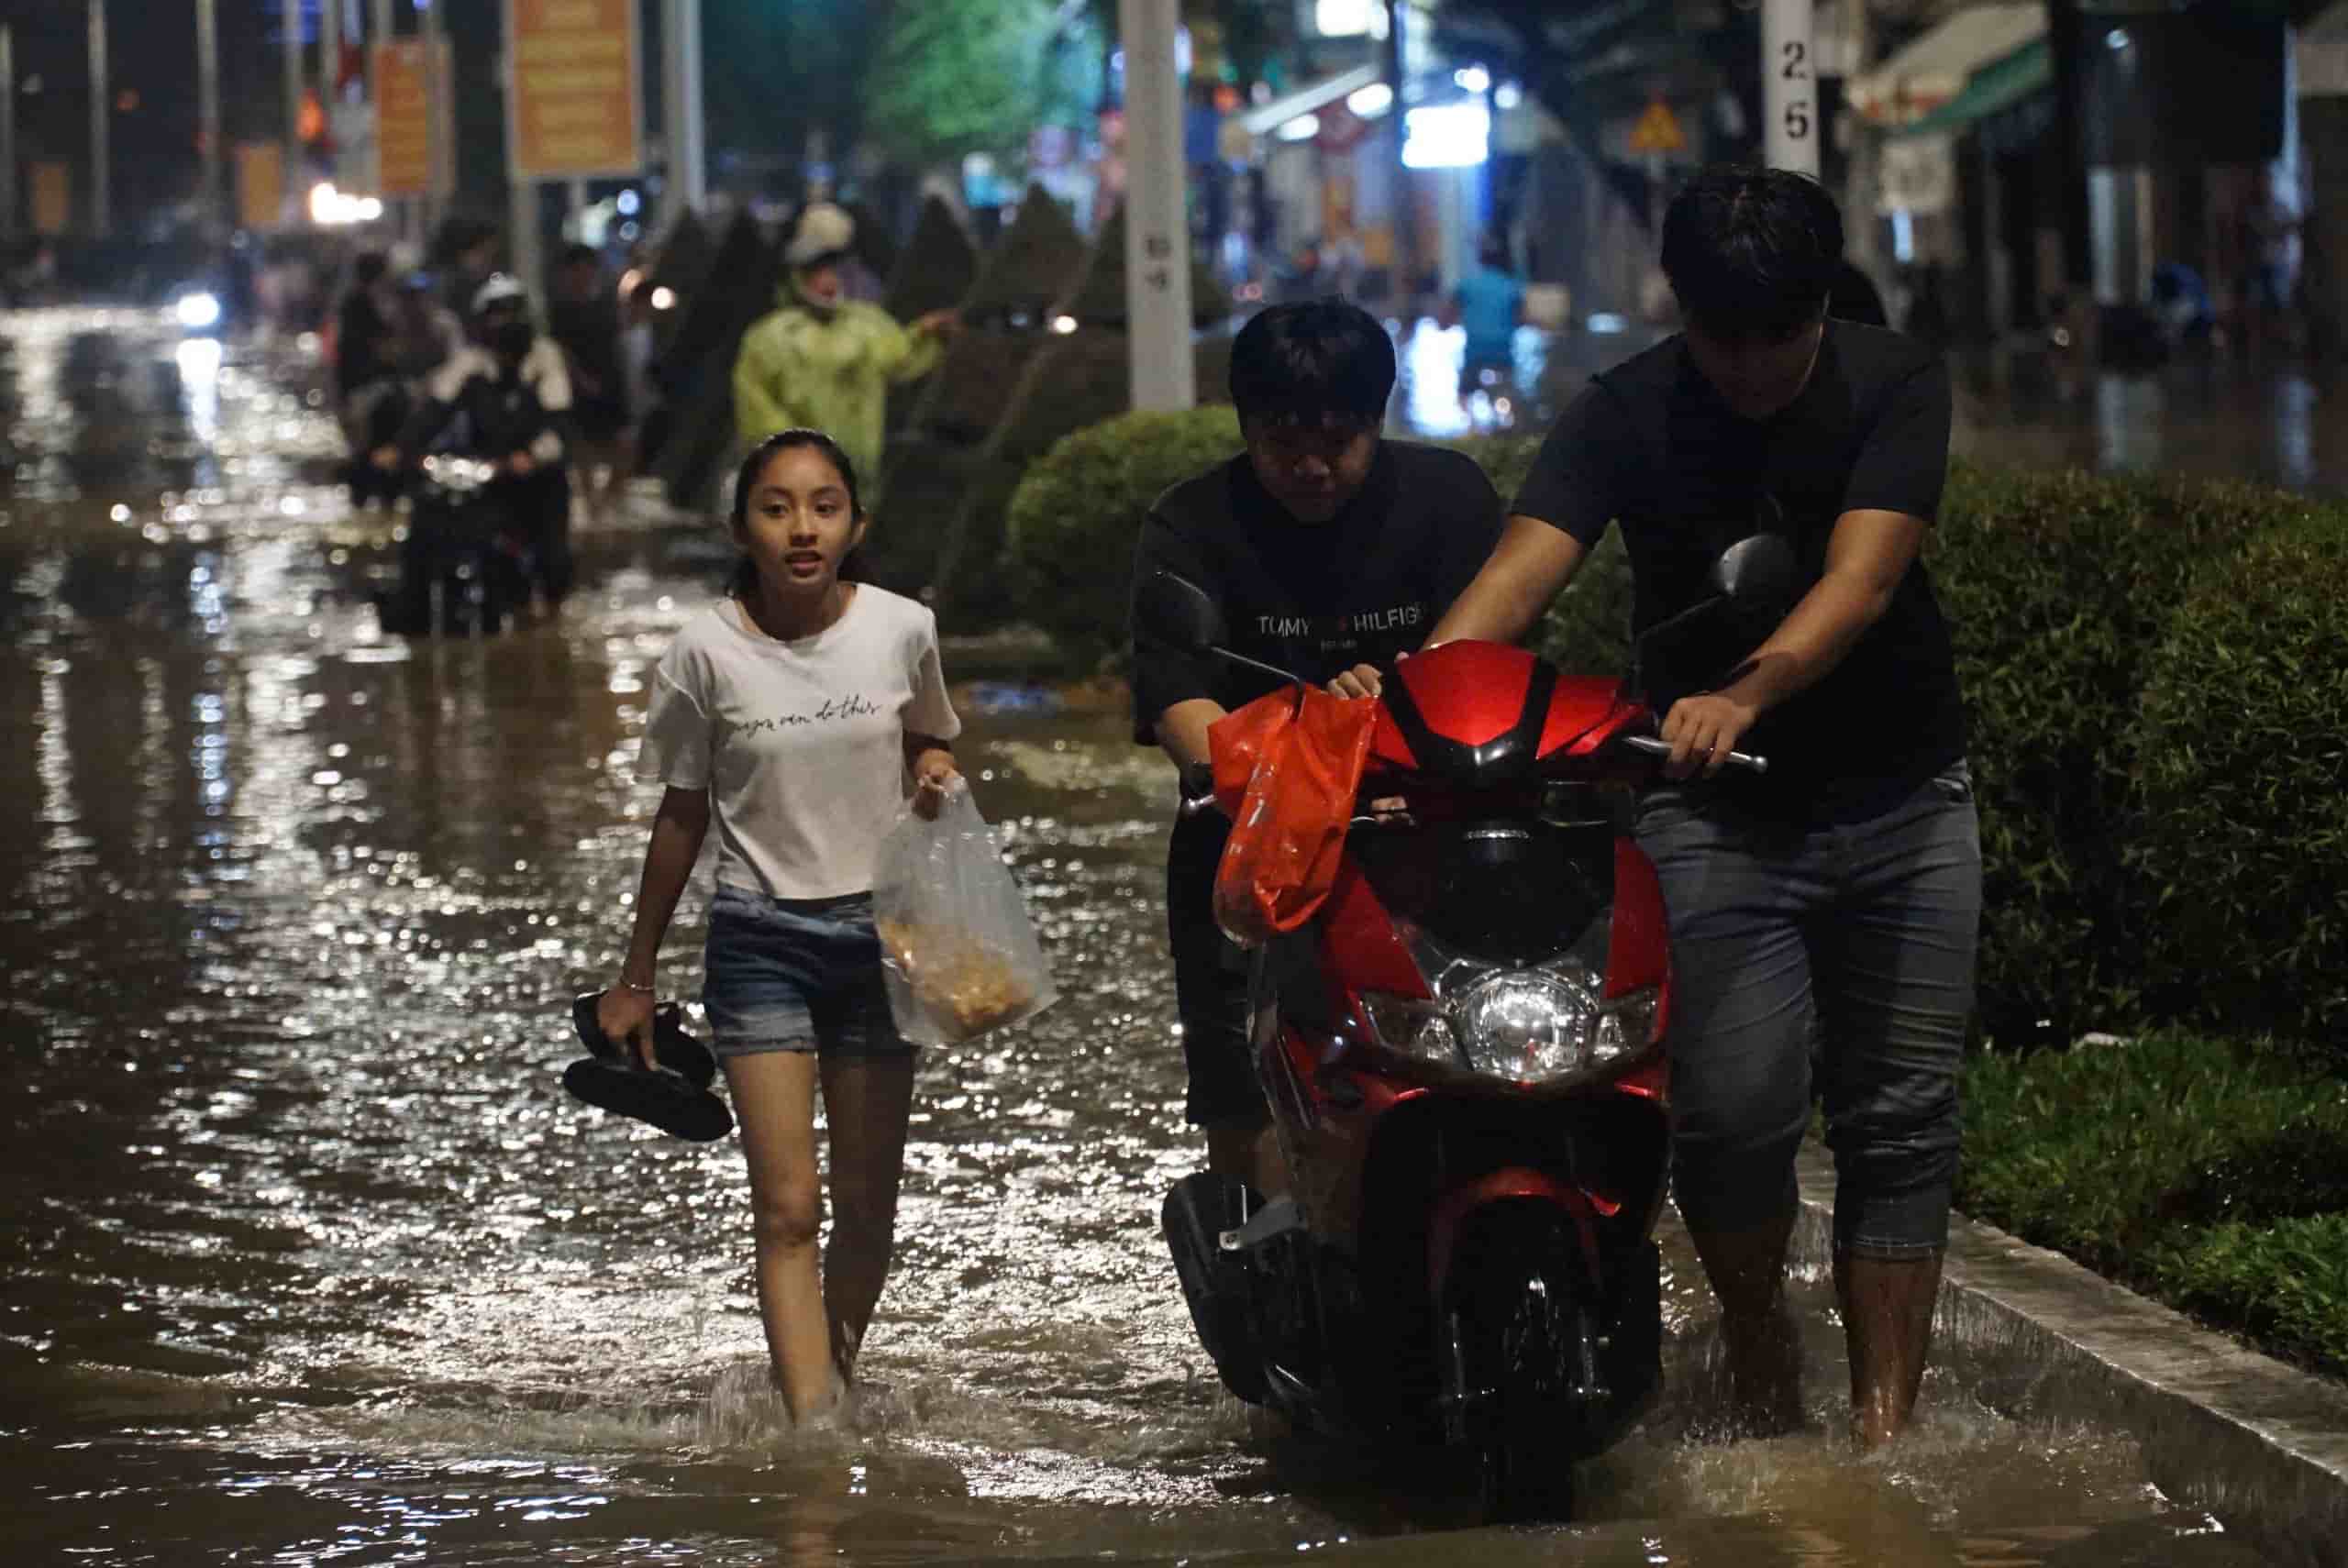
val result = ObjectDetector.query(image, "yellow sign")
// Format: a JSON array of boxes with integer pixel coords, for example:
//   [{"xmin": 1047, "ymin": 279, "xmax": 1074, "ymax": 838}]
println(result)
[
  {"xmin": 29, "ymin": 160, "xmax": 71, "ymax": 235},
  {"xmin": 1629, "ymin": 97, "xmax": 1687, "ymax": 155},
  {"xmin": 506, "ymin": 0, "xmax": 643, "ymax": 180},
  {"xmin": 236, "ymin": 142, "xmax": 286, "ymax": 230},
  {"xmin": 375, "ymin": 39, "xmax": 432, "ymax": 196}
]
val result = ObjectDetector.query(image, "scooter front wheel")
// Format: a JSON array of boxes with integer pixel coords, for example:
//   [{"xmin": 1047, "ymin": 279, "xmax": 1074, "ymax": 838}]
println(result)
[{"xmin": 1445, "ymin": 1218, "xmax": 1584, "ymax": 1522}]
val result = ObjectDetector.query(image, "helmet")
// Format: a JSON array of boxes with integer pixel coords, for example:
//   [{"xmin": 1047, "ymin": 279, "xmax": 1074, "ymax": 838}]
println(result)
[
  {"xmin": 470, "ymin": 271, "xmax": 529, "ymax": 318},
  {"xmin": 783, "ymin": 203, "xmax": 855, "ymax": 270}
]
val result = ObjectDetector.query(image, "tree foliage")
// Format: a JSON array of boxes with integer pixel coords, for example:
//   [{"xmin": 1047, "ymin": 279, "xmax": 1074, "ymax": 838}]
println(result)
[{"xmin": 864, "ymin": 0, "xmax": 1067, "ymax": 169}]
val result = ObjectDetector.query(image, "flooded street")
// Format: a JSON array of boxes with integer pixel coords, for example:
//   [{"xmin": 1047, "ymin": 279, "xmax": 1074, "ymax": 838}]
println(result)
[{"xmin": 0, "ymin": 307, "xmax": 2276, "ymax": 1564}]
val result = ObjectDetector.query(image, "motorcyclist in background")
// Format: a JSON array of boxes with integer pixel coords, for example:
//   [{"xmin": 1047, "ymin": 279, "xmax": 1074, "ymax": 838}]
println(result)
[{"xmin": 373, "ymin": 273, "xmax": 577, "ymax": 624}]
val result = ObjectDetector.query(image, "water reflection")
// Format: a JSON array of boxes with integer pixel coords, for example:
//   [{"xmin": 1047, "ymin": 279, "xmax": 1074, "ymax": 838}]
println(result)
[{"xmin": 0, "ymin": 306, "xmax": 2293, "ymax": 1564}]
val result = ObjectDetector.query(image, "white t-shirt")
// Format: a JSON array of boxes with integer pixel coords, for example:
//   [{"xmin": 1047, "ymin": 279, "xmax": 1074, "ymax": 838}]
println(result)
[{"xmin": 635, "ymin": 587, "xmax": 961, "ymax": 900}]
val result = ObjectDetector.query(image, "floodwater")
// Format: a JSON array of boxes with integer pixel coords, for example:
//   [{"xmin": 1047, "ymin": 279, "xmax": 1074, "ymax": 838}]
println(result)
[{"xmin": 0, "ymin": 308, "xmax": 2278, "ymax": 1564}]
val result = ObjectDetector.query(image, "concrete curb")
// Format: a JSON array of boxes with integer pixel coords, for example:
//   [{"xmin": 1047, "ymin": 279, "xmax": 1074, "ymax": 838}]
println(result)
[{"xmin": 1793, "ymin": 1147, "xmax": 2348, "ymax": 1568}]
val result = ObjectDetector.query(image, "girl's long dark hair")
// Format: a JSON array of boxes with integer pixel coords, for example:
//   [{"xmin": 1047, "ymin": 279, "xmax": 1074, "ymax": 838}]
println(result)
[{"xmin": 727, "ymin": 428, "xmax": 868, "ymax": 601}]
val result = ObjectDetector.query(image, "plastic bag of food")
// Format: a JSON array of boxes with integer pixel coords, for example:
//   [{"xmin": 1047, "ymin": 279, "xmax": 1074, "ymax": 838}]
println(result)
[{"xmin": 872, "ymin": 780, "xmax": 1058, "ymax": 1045}]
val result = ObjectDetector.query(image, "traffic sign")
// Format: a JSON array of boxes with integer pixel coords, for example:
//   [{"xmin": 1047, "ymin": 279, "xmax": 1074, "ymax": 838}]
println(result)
[{"xmin": 1629, "ymin": 97, "xmax": 1686, "ymax": 155}]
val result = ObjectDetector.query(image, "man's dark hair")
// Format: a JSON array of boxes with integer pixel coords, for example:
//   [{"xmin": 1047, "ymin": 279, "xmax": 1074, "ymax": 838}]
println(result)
[
  {"xmin": 1660, "ymin": 167, "xmax": 1844, "ymax": 344},
  {"xmin": 1228, "ymin": 298, "xmax": 1396, "ymax": 429},
  {"xmin": 352, "ymin": 251, "xmax": 388, "ymax": 288},
  {"xmin": 558, "ymin": 241, "xmax": 599, "ymax": 272}
]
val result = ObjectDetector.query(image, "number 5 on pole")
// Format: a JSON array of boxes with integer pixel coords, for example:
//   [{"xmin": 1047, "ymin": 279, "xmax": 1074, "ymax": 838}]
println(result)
[{"xmin": 1764, "ymin": 0, "xmax": 1819, "ymax": 177}]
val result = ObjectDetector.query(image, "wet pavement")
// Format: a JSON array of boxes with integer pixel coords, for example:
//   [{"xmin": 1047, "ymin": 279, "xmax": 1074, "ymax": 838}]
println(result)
[{"xmin": 0, "ymin": 306, "xmax": 2292, "ymax": 1563}]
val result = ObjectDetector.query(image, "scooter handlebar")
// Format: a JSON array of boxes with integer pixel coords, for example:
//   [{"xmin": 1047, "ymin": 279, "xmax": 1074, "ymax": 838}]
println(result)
[{"xmin": 1622, "ymin": 733, "xmax": 1769, "ymax": 776}]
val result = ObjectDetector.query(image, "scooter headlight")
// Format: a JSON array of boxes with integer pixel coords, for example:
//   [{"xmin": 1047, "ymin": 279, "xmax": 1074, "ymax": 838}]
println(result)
[
  {"xmin": 1455, "ymin": 969, "xmax": 1600, "ymax": 1080},
  {"xmin": 1357, "ymin": 974, "xmax": 1661, "ymax": 1087},
  {"xmin": 174, "ymin": 291, "xmax": 222, "ymax": 331}
]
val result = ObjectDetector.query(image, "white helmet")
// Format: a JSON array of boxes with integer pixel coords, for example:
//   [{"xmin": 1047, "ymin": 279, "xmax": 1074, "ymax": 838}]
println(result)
[
  {"xmin": 783, "ymin": 203, "xmax": 856, "ymax": 269},
  {"xmin": 470, "ymin": 271, "xmax": 529, "ymax": 317}
]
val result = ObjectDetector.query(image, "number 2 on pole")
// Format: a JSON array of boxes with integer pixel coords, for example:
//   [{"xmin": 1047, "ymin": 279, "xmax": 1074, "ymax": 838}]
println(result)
[{"xmin": 1782, "ymin": 40, "xmax": 1808, "ymax": 80}]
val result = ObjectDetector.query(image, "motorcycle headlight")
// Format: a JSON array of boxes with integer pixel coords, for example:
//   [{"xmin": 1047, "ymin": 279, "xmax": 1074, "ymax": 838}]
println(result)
[
  {"xmin": 1357, "ymin": 977, "xmax": 1661, "ymax": 1087},
  {"xmin": 1455, "ymin": 969, "xmax": 1599, "ymax": 1080},
  {"xmin": 174, "ymin": 291, "xmax": 222, "ymax": 331}
]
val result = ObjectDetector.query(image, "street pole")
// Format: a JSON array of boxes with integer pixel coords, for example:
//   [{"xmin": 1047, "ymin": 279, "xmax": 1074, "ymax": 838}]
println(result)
[
  {"xmin": 1384, "ymin": 0, "xmax": 1419, "ymax": 317},
  {"xmin": 504, "ymin": 0, "xmax": 541, "ymax": 295},
  {"xmin": 423, "ymin": 0, "xmax": 448, "ymax": 236},
  {"xmin": 284, "ymin": 0, "xmax": 305, "ymax": 171},
  {"xmin": 662, "ymin": 0, "xmax": 705, "ymax": 230},
  {"xmin": 1119, "ymin": 0, "xmax": 1194, "ymax": 411},
  {"xmin": 323, "ymin": 0, "xmax": 341, "ymax": 146},
  {"xmin": 370, "ymin": 0, "xmax": 399, "ymax": 238},
  {"xmin": 89, "ymin": 0, "xmax": 108, "ymax": 236},
  {"xmin": 197, "ymin": 0, "xmax": 222, "ymax": 229},
  {"xmin": 1, "ymin": 25, "xmax": 16, "ymax": 238},
  {"xmin": 1763, "ymin": 0, "xmax": 1819, "ymax": 176},
  {"xmin": 1843, "ymin": 0, "xmax": 1877, "ymax": 276}
]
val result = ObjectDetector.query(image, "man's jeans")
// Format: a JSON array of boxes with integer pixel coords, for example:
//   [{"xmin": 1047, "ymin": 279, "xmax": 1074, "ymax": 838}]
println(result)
[{"xmin": 1634, "ymin": 763, "xmax": 1983, "ymax": 1259}]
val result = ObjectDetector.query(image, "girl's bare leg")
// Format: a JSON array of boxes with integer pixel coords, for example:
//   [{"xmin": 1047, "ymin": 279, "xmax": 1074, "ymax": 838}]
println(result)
[
  {"xmin": 724, "ymin": 1050, "xmax": 836, "ymax": 1421},
  {"xmin": 816, "ymin": 1054, "xmax": 918, "ymax": 1379}
]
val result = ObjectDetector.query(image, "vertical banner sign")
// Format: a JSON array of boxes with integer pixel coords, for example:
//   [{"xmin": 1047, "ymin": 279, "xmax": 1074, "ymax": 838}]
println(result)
[
  {"xmin": 375, "ymin": 39, "xmax": 432, "ymax": 197},
  {"xmin": 506, "ymin": 0, "xmax": 644, "ymax": 179},
  {"xmin": 236, "ymin": 141, "xmax": 286, "ymax": 230},
  {"xmin": 1765, "ymin": 0, "xmax": 1820, "ymax": 176}
]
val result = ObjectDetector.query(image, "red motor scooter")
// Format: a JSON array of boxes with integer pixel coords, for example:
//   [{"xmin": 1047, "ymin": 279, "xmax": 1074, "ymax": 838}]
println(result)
[{"xmin": 1141, "ymin": 536, "xmax": 1793, "ymax": 1520}]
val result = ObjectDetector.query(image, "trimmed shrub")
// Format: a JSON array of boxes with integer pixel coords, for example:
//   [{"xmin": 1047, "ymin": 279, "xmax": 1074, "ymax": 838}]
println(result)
[
  {"xmin": 882, "ymin": 197, "xmax": 979, "ymax": 323},
  {"xmin": 2126, "ymin": 512, "xmax": 2348, "ymax": 1048},
  {"xmin": 1925, "ymin": 465, "xmax": 2287, "ymax": 1045},
  {"xmin": 1002, "ymin": 406, "xmax": 1244, "ymax": 663},
  {"xmin": 960, "ymin": 182, "xmax": 1089, "ymax": 320}
]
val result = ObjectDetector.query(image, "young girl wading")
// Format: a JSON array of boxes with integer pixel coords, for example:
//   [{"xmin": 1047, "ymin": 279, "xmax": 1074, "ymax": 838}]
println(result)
[{"xmin": 597, "ymin": 429, "xmax": 960, "ymax": 1420}]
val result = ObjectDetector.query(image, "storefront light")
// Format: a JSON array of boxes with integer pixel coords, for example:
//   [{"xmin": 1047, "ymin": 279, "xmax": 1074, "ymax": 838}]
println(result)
[
  {"xmin": 1346, "ymin": 83, "xmax": 1394, "ymax": 119},
  {"xmin": 1401, "ymin": 103, "xmax": 1490, "ymax": 169},
  {"xmin": 1276, "ymin": 113, "xmax": 1322, "ymax": 142},
  {"xmin": 1454, "ymin": 66, "xmax": 1490, "ymax": 94},
  {"xmin": 1495, "ymin": 83, "xmax": 1523, "ymax": 110},
  {"xmin": 1315, "ymin": 0, "xmax": 1375, "ymax": 37}
]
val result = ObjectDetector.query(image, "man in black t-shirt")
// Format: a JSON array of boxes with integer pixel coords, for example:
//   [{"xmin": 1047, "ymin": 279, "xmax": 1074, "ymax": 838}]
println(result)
[
  {"xmin": 1130, "ymin": 301, "xmax": 1504, "ymax": 1199},
  {"xmin": 1428, "ymin": 170, "xmax": 1981, "ymax": 1452}
]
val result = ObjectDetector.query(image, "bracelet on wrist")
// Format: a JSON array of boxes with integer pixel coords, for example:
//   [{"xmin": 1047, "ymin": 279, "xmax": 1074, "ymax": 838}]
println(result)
[{"xmin": 616, "ymin": 977, "xmax": 655, "ymax": 995}]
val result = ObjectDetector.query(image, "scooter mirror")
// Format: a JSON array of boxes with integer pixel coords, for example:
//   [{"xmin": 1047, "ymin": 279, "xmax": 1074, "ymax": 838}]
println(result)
[
  {"xmin": 1135, "ymin": 569, "xmax": 1228, "ymax": 657},
  {"xmin": 1711, "ymin": 533, "xmax": 1805, "ymax": 624}
]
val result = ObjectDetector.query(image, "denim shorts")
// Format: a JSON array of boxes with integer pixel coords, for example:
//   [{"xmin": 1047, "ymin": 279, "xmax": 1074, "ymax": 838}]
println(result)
[
  {"xmin": 701, "ymin": 885, "xmax": 913, "ymax": 1059},
  {"xmin": 1633, "ymin": 762, "xmax": 1982, "ymax": 1259}
]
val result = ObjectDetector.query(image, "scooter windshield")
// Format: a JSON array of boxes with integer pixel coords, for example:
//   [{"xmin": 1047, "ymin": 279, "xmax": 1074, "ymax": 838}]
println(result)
[{"xmin": 1349, "ymin": 815, "xmax": 1614, "ymax": 972}]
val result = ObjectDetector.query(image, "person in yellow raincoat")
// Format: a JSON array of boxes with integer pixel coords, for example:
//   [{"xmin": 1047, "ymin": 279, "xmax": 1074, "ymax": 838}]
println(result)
[{"xmin": 732, "ymin": 203, "xmax": 962, "ymax": 499}]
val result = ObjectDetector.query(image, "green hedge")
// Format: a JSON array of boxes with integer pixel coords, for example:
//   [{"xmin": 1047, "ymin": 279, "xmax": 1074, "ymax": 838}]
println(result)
[
  {"xmin": 1002, "ymin": 406, "xmax": 1244, "ymax": 664},
  {"xmin": 1958, "ymin": 1034, "xmax": 2348, "ymax": 1375},
  {"xmin": 2127, "ymin": 513, "xmax": 2348, "ymax": 1043}
]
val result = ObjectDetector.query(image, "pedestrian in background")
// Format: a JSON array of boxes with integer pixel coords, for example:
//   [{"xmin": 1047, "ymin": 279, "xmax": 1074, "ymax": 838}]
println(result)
[
  {"xmin": 732, "ymin": 204, "xmax": 962, "ymax": 506},
  {"xmin": 548, "ymin": 242, "xmax": 630, "ymax": 522}
]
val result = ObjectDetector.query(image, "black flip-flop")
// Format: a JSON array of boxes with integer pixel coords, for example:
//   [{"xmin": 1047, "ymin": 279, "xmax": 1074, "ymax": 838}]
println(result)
[
  {"xmin": 562, "ymin": 992, "xmax": 731, "ymax": 1142},
  {"xmin": 561, "ymin": 1056, "xmax": 734, "ymax": 1142},
  {"xmin": 571, "ymin": 992, "xmax": 719, "ymax": 1088}
]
